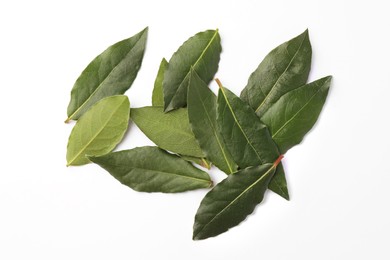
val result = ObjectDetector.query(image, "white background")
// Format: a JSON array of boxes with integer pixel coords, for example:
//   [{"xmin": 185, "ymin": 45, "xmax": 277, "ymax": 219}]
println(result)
[{"xmin": 1, "ymin": 0, "xmax": 389, "ymax": 259}]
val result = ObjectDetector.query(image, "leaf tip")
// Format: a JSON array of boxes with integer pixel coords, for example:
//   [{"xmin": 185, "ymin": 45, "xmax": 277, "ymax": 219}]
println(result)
[{"xmin": 64, "ymin": 118, "xmax": 71, "ymax": 123}]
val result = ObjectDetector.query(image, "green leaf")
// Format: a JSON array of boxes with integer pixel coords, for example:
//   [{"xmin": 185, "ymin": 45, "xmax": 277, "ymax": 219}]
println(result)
[
  {"xmin": 180, "ymin": 155, "xmax": 211, "ymax": 170},
  {"xmin": 217, "ymin": 82, "xmax": 280, "ymax": 167},
  {"xmin": 163, "ymin": 29, "xmax": 221, "ymax": 111},
  {"xmin": 88, "ymin": 146, "xmax": 212, "ymax": 193},
  {"xmin": 131, "ymin": 106, "xmax": 205, "ymax": 158},
  {"xmin": 66, "ymin": 27, "xmax": 148, "ymax": 122},
  {"xmin": 269, "ymin": 163, "xmax": 289, "ymax": 200},
  {"xmin": 152, "ymin": 58, "xmax": 168, "ymax": 106},
  {"xmin": 193, "ymin": 159, "xmax": 281, "ymax": 240},
  {"xmin": 240, "ymin": 29, "xmax": 312, "ymax": 117},
  {"xmin": 187, "ymin": 70, "xmax": 237, "ymax": 174},
  {"xmin": 66, "ymin": 95, "xmax": 130, "ymax": 166},
  {"xmin": 261, "ymin": 76, "xmax": 331, "ymax": 154},
  {"xmin": 216, "ymin": 81, "xmax": 288, "ymax": 199}
]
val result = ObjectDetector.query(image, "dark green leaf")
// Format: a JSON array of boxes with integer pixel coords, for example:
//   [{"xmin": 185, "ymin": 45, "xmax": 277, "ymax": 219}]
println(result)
[
  {"xmin": 193, "ymin": 160, "xmax": 281, "ymax": 240},
  {"xmin": 261, "ymin": 76, "xmax": 331, "ymax": 154},
  {"xmin": 88, "ymin": 146, "xmax": 212, "ymax": 193},
  {"xmin": 216, "ymin": 82, "xmax": 288, "ymax": 199},
  {"xmin": 131, "ymin": 106, "xmax": 205, "ymax": 158},
  {"xmin": 152, "ymin": 58, "xmax": 168, "ymax": 106},
  {"xmin": 188, "ymin": 70, "xmax": 237, "ymax": 174},
  {"xmin": 269, "ymin": 163, "xmax": 289, "ymax": 200},
  {"xmin": 66, "ymin": 95, "xmax": 130, "ymax": 166},
  {"xmin": 240, "ymin": 29, "xmax": 312, "ymax": 117},
  {"xmin": 163, "ymin": 29, "xmax": 221, "ymax": 111},
  {"xmin": 66, "ymin": 27, "xmax": 147, "ymax": 122}
]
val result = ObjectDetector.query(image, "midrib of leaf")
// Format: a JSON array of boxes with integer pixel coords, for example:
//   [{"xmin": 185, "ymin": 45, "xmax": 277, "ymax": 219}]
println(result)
[
  {"xmin": 271, "ymin": 85, "xmax": 322, "ymax": 139},
  {"xmin": 196, "ymin": 88, "xmax": 235, "ymax": 174},
  {"xmin": 195, "ymin": 164, "xmax": 275, "ymax": 236},
  {"xmin": 219, "ymin": 85, "xmax": 263, "ymax": 164},
  {"xmin": 123, "ymin": 167, "xmax": 211, "ymax": 184},
  {"xmin": 255, "ymin": 32, "xmax": 307, "ymax": 114},
  {"xmin": 67, "ymin": 99, "xmax": 126, "ymax": 166},
  {"xmin": 66, "ymin": 34, "xmax": 144, "ymax": 122},
  {"xmin": 169, "ymin": 30, "xmax": 219, "ymax": 103}
]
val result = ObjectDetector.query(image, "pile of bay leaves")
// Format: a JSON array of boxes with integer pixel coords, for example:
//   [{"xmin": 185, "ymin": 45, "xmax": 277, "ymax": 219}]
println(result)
[{"xmin": 65, "ymin": 27, "xmax": 331, "ymax": 240}]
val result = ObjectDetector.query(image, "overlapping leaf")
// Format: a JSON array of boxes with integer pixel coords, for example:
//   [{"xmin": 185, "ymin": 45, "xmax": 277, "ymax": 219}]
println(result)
[
  {"xmin": 216, "ymin": 82, "xmax": 289, "ymax": 199},
  {"xmin": 89, "ymin": 146, "xmax": 212, "ymax": 193},
  {"xmin": 193, "ymin": 158, "xmax": 282, "ymax": 240},
  {"xmin": 163, "ymin": 29, "xmax": 221, "ymax": 111},
  {"xmin": 187, "ymin": 70, "xmax": 237, "ymax": 174},
  {"xmin": 66, "ymin": 95, "xmax": 130, "ymax": 166},
  {"xmin": 131, "ymin": 106, "xmax": 205, "ymax": 158},
  {"xmin": 66, "ymin": 27, "xmax": 147, "ymax": 122},
  {"xmin": 261, "ymin": 76, "xmax": 332, "ymax": 154},
  {"xmin": 152, "ymin": 58, "xmax": 168, "ymax": 106},
  {"xmin": 240, "ymin": 29, "xmax": 312, "ymax": 117}
]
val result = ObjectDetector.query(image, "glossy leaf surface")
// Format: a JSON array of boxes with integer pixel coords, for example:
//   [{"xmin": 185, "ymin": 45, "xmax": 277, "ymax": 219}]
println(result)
[
  {"xmin": 261, "ymin": 76, "xmax": 331, "ymax": 154},
  {"xmin": 240, "ymin": 30, "xmax": 312, "ymax": 117},
  {"xmin": 193, "ymin": 162, "xmax": 278, "ymax": 240},
  {"xmin": 66, "ymin": 95, "xmax": 130, "ymax": 166},
  {"xmin": 152, "ymin": 58, "xmax": 168, "ymax": 106},
  {"xmin": 66, "ymin": 27, "xmax": 147, "ymax": 122},
  {"xmin": 187, "ymin": 70, "xmax": 237, "ymax": 174},
  {"xmin": 89, "ymin": 147, "xmax": 212, "ymax": 193},
  {"xmin": 163, "ymin": 29, "xmax": 221, "ymax": 111},
  {"xmin": 131, "ymin": 106, "xmax": 205, "ymax": 158}
]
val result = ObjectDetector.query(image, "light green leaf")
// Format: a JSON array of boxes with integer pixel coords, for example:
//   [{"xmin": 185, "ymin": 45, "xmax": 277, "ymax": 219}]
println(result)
[
  {"xmin": 193, "ymin": 158, "xmax": 282, "ymax": 240},
  {"xmin": 152, "ymin": 58, "xmax": 168, "ymax": 106},
  {"xmin": 66, "ymin": 27, "xmax": 147, "ymax": 122},
  {"xmin": 240, "ymin": 29, "xmax": 312, "ymax": 117},
  {"xmin": 88, "ymin": 146, "xmax": 212, "ymax": 193},
  {"xmin": 163, "ymin": 29, "xmax": 221, "ymax": 111},
  {"xmin": 66, "ymin": 95, "xmax": 130, "ymax": 166},
  {"xmin": 131, "ymin": 106, "xmax": 205, "ymax": 158},
  {"xmin": 261, "ymin": 76, "xmax": 331, "ymax": 154},
  {"xmin": 187, "ymin": 70, "xmax": 237, "ymax": 174},
  {"xmin": 216, "ymin": 81, "xmax": 288, "ymax": 199}
]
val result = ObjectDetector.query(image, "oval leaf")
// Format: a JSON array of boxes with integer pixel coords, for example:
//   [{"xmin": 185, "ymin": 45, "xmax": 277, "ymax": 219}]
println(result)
[
  {"xmin": 163, "ymin": 29, "xmax": 221, "ymax": 111},
  {"xmin": 88, "ymin": 146, "xmax": 212, "ymax": 193},
  {"xmin": 240, "ymin": 29, "xmax": 312, "ymax": 117},
  {"xmin": 66, "ymin": 27, "xmax": 147, "ymax": 122},
  {"xmin": 66, "ymin": 95, "xmax": 130, "ymax": 166},
  {"xmin": 152, "ymin": 58, "xmax": 168, "ymax": 106},
  {"xmin": 261, "ymin": 76, "xmax": 331, "ymax": 154},
  {"xmin": 193, "ymin": 161, "xmax": 280, "ymax": 240},
  {"xmin": 131, "ymin": 106, "xmax": 205, "ymax": 158},
  {"xmin": 188, "ymin": 70, "xmax": 237, "ymax": 174},
  {"xmin": 216, "ymin": 81, "xmax": 288, "ymax": 199}
]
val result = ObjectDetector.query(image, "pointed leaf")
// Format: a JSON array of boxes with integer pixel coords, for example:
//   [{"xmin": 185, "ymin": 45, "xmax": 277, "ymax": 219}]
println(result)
[
  {"xmin": 66, "ymin": 27, "xmax": 147, "ymax": 122},
  {"xmin": 66, "ymin": 95, "xmax": 130, "ymax": 166},
  {"xmin": 193, "ymin": 160, "xmax": 280, "ymax": 240},
  {"xmin": 188, "ymin": 70, "xmax": 237, "ymax": 174},
  {"xmin": 89, "ymin": 147, "xmax": 212, "ymax": 193},
  {"xmin": 131, "ymin": 106, "xmax": 205, "ymax": 158},
  {"xmin": 163, "ymin": 29, "xmax": 221, "ymax": 111},
  {"xmin": 240, "ymin": 29, "xmax": 312, "ymax": 117},
  {"xmin": 180, "ymin": 155, "xmax": 211, "ymax": 170},
  {"xmin": 261, "ymin": 76, "xmax": 331, "ymax": 154},
  {"xmin": 217, "ymin": 82, "xmax": 288, "ymax": 199},
  {"xmin": 152, "ymin": 58, "xmax": 168, "ymax": 106},
  {"xmin": 269, "ymin": 163, "xmax": 289, "ymax": 200}
]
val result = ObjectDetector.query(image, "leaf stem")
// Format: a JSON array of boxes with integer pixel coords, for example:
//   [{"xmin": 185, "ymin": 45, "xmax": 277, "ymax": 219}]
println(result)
[
  {"xmin": 215, "ymin": 78, "xmax": 223, "ymax": 89},
  {"xmin": 273, "ymin": 154, "xmax": 284, "ymax": 168}
]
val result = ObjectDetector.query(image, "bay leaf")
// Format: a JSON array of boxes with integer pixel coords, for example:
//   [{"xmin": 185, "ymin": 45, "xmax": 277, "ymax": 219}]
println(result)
[
  {"xmin": 65, "ymin": 27, "xmax": 147, "ymax": 122},
  {"xmin": 187, "ymin": 69, "xmax": 237, "ymax": 174},
  {"xmin": 131, "ymin": 106, "xmax": 205, "ymax": 158},
  {"xmin": 163, "ymin": 29, "xmax": 221, "ymax": 111},
  {"xmin": 261, "ymin": 76, "xmax": 332, "ymax": 154},
  {"xmin": 152, "ymin": 58, "xmax": 168, "ymax": 106},
  {"xmin": 216, "ymin": 81, "xmax": 288, "ymax": 199},
  {"xmin": 269, "ymin": 163, "xmax": 289, "ymax": 200},
  {"xmin": 180, "ymin": 155, "xmax": 211, "ymax": 170},
  {"xmin": 88, "ymin": 146, "xmax": 212, "ymax": 193},
  {"xmin": 193, "ymin": 156, "xmax": 283, "ymax": 240},
  {"xmin": 240, "ymin": 29, "xmax": 312, "ymax": 117},
  {"xmin": 66, "ymin": 95, "xmax": 130, "ymax": 166}
]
